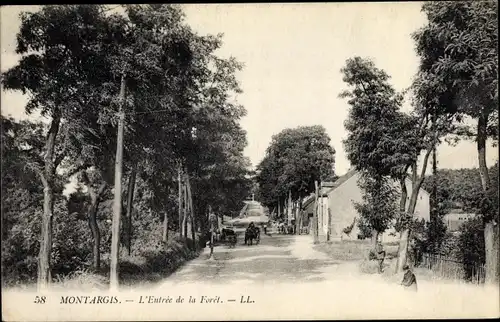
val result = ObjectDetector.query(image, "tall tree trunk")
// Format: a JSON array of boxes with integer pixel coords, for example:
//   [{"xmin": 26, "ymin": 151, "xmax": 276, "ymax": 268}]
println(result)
[
  {"xmin": 399, "ymin": 176, "xmax": 408, "ymax": 214},
  {"xmin": 162, "ymin": 211, "xmax": 169, "ymax": 243},
  {"xmin": 396, "ymin": 185, "xmax": 421, "ymax": 272},
  {"xmin": 484, "ymin": 222, "xmax": 499, "ymax": 284},
  {"xmin": 110, "ymin": 72, "xmax": 126, "ymax": 290},
  {"xmin": 396, "ymin": 149, "xmax": 432, "ymax": 273},
  {"xmin": 478, "ymin": 113, "xmax": 498, "ymax": 284},
  {"xmin": 371, "ymin": 229, "xmax": 379, "ymax": 250},
  {"xmin": 298, "ymin": 196, "xmax": 303, "ymax": 235},
  {"xmin": 477, "ymin": 114, "xmax": 491, "ymax": 192},
  {"xmin": 395, "ymin": 176, "xmax": 408, "ymax": 273},
  {"xmin": 88, "ymin": 182, "xmax": 107, "ymax": 270},
  {"xmin": 372, "ymin": 176, "xmax": 382, "ymax": 250},
  {"xmin": 187, "ymin": 175, "xmax": 196, "ymax": 249},
  {"xmin": 37, "ymin": 111, "xmax": 61, "ymax": 290},
  {"xmin": 432, "ymin": 143, "xmax": 438, "ymax": 220},
  {"xmin": 183, "ymin": 175, "xmax": 188, "ymax": 239},
  {"xmin": 126, "ymin": 164, "xmax": 137, "ymax": 256},
  {"xmin": 39, "ymin": 184, "xmax": 54, "ymax": 290},
  {"xmin": 288, "ymin": 190, "xmax": 292, "ymax": 227},
  {"xmin": 178, "ymin": 164, "xmax": 183, "ymax": 235}
]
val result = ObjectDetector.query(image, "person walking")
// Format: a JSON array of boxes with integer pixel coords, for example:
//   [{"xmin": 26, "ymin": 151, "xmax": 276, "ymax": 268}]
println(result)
[{"xmin": 208, "ymin": 207, "xmax": 219, "ymax": 259}]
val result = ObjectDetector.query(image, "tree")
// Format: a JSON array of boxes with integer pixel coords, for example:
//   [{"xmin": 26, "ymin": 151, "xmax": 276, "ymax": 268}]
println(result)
[
  {"xmin": 1, "ymin": 116, "xmax": 93, "ymax": 284},
  {"xmin": 1, "ymin": 5, "xmax": 131, "ymax": 289},
  {"xmin": 339, "ymin": 56, "xmax": 455, "ymax": 269},
  {"xmin": 340, "ymin": 57, "xmax": 404, "ymax": 178},
  {"xmin": 2, "ymin": 4, "xmax": 251, "ymax": 288},
  {"xmin": 339, "ymin": 57, "xmax": 411, "ymax": 251},
  {"xmin": 256, "ymin": 125, "xmax": 336, "ymax": 210},
  {"xmin": 413, "ymin": 0, "xmax": 499, "ymax": 283},
  {"xmin": 354, "ymin": 171, "xmax": 399, "ymax": 249}
]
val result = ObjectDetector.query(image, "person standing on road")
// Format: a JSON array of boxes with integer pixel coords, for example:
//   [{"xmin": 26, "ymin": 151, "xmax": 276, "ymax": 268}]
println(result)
[
  {"xmin": 401, "ymin": 264, "xmax": 418, "ymax": 291},
  {"xmin": 208, "ymin": 207, "xmax": 219, "ymax": 258}
]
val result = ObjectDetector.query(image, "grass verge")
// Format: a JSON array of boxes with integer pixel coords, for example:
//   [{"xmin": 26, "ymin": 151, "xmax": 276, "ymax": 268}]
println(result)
[{"xmin": 48, "ymin": 235, "xmax": 202, "ymax": 291}]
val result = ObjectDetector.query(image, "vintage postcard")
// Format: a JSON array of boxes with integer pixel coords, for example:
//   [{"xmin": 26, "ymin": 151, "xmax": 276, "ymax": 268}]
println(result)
[{"xmin": 1, "ymin": 2, "xmax": 499, "ymax": 321}]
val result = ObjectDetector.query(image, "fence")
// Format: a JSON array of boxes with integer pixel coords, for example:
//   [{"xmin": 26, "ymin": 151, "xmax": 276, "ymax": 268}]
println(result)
[{"xmin": 419, "ymin": 253, "xmax": 485, "ymax": 284}]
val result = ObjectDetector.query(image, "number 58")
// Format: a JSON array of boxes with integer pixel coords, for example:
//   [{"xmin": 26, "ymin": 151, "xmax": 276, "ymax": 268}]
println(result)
[{"xmin": 34, "ymin": 296, "xmax": 46, "ymax": 304}]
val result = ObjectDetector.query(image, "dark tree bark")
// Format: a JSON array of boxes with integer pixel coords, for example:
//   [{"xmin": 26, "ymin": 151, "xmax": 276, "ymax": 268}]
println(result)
[
  {"xmin": 478, "ymin": 113, "xmax": 499, "ymax": 284},
  {"xmin": 37, "ymin": 110, "xmax": 61, "ymax": 290},
  {"xmin": 88, "ymin": 182, "xmax": 107, "ymax": 270},
  {"xmin": 396, "ymin": 147, "xmax": 432, "ymax": 272},
  {"xmin": 125, "ymin": 164, "xmax": 137, "ymax": 255},
  {"xmin": 178, "ymin": 164, "xmax": 183, "ymax": 235}
]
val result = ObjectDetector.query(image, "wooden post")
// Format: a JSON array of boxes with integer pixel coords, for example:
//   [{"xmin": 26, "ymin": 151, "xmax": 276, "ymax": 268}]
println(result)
[
  {"xmin": 319, "ymin": 188, "xmax": 324, "ymax": 236},
  {"xmin": 327, "ymin": 208, "xmax": 332, "ymax": 241},
  {"xmin": 110, "ymin": 72, "xmax": 126, "ymax": 290},
  {"xmin": 313, "ymin": 181, "xmax": 319, "ymax": 244}
]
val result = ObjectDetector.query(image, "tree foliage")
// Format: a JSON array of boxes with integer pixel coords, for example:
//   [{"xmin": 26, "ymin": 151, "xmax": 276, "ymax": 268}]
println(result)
[
  {"xmin": 1, "ymin": 4, "xmax": 251, "ymax": 287},
  {"xmin": 256, "ymin": 125, "xmax": 336, "ymax": 210},
  {"xmin": 340, "ymin": 57, "xmax": 417, "ymax": 178},
  {"xmin": 412, "ymin": 1, "xmax": 499, "ymax": 283},
  {"xmin": 354, "ymin": 171, "xmax": 399, "ymax": 239},
  {"xmin": 413, "ymin": 1, "xmax": 498, "ymax": 137}
]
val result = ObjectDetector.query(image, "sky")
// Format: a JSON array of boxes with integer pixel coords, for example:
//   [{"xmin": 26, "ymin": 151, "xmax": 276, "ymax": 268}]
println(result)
[{"xmin": 1, "ymin": 3, "xmax": 498, "ymax": 177}]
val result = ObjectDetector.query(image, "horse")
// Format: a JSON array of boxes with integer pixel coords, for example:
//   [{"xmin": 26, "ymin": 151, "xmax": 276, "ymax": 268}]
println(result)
[{"xmin": 244, "ymin": 226, "xmax": 260, "ymax": 246}]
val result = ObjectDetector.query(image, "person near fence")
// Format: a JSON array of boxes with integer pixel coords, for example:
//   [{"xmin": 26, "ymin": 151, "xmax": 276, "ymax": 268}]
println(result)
[
  {"xmin": 401, "ymin": 264, "xmax": 418, "ymax": 291},
  {"xmin": 375, "ymin": 243, "xmax": 386, "ymax": 273}
]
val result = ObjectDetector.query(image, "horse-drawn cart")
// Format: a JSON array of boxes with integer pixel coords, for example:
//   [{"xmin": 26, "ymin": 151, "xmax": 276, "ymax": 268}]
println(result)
[
  {"xmin": 220, "ymin": 225, "xmax": 238, "ymax": 247},
  {"xmin": 244, "ymin": 224, "xmax": 260, "ymax": 246}
]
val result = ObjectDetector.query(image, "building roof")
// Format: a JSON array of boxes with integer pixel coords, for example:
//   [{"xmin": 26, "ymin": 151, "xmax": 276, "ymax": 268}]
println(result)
[
  {"xmin": 301, "ymin": 169, "xmax": 359, "ymax": 208},
  {"xmin": 320, "ymin": 169, "xmax": 358, "ymax": 196},
  {"xmin": 301, "ymin": 169, "xmax": 432, "ymax": 208}
]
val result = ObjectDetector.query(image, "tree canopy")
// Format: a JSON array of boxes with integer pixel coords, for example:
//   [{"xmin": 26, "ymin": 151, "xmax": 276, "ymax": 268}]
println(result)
[
  {"xmin": 1, "ymin": 4, "xmax": 252, "ymax": 288},
  {"xmin": 256, "ymin": 125, "xmax": 336, "ymax": 210}
]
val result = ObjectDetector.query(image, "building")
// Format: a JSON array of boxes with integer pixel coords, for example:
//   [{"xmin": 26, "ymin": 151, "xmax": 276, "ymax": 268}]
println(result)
[
  {"xmin": 302, "ymin": 169, "xmax": 431, "ymax": 242},
  {"xmin": 443, "ymin": 210, "xmax": 477, "ymax": 232}
]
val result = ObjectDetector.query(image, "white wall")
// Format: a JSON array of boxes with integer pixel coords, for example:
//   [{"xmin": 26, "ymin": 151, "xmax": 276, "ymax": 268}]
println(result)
[
  {"xmin": 326, "ymin": 172, "xmax": 431, "ymax": 242},
  {"xmin": 404, "ymin": 178, "xmax": 431, "ymax": 221},
  {"xmin": 380, "ymin": 178, "xmax": 431, "ymax": 242},
  {"xmin": 326, "ymin": 173, "xmax": 363, "ymax": 240}
]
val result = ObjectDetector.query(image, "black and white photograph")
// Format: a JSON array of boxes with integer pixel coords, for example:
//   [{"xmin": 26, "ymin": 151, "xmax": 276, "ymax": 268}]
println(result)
[{"xmin": 1, "ymin": 2, "xmax": 499, "ymax": 321}]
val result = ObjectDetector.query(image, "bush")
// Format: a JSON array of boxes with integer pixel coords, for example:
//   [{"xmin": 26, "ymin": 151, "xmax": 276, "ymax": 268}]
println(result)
[
  {"xmin": 119, "ymin": 235, "xmax": 201, "ymax": 286},
  {"xmin": 457, "ymin": 216, "xmax": 485, "ymax": 281},
  {"xmin": 2, "ymin": 198, "xmax": 93, "ymax": 286}
]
